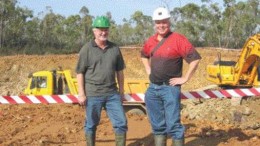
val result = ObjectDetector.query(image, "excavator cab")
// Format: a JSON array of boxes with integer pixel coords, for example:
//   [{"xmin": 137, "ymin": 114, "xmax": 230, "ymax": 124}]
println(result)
[
  {"xmin": 30, "ymin": 76, "xmax": 47, "ymax": 89},
  {"xmin": 24, "ymin": 71, "xmax": 52, "ymax": 95},
  {"xmin": 207, "ymin": 52, "xmax": 237, "ymax": 88},
  {"xmin": 24, "ymin": 70, "xmax": 78, "ymax": 95}
]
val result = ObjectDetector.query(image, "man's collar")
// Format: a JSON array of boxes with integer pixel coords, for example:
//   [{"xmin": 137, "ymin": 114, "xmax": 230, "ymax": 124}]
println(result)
[
  {"xmin": 153, "ymin": 31, "xmax": 172, "ymax": 41},
  {"xmin": 91, "ymin": 40, "xmax": 111, "ymax": 48}
]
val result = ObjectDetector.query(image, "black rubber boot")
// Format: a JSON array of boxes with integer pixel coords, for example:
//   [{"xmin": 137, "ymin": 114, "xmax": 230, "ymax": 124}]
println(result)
[
  {"xmin": 85, "ymin": 133, "xmax": 95, "ymax": 146},
  {"xmin": 172, "ymin": 139, "xmax": 184, "ymax": 146},
  {"xmin": 115, "ymin": 133, "xmax": 126, "ymax": 146},
  {"xmin": 154, "ymin": 135, "xmax": 167, "ymax": 146}
]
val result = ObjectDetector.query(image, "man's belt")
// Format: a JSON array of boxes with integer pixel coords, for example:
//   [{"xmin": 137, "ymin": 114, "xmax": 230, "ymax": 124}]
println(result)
[{"xmin": 152, "ymin": 81, "xmax": 170, "ymax": 85}]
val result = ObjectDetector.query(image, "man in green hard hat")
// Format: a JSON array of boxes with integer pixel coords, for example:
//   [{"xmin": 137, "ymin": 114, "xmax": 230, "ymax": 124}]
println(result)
[{"xmin": 76, "ymin": 16, "xmax": 128, "ymax": 146}]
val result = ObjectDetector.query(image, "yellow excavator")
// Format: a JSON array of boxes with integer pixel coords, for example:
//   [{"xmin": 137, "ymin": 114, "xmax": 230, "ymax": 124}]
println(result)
[
  {"xmin": 23, "ymin": 69, "xmax": 149, "ymax": 114},
  {"xmin": 206, "ymin": 33, "xmax": 260, "ymax": 88}
]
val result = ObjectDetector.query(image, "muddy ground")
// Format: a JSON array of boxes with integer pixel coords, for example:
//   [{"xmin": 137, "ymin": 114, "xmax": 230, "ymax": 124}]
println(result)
[{"xmin": 0, "ymin": 48, "xmax": 259, "ymax": 146}]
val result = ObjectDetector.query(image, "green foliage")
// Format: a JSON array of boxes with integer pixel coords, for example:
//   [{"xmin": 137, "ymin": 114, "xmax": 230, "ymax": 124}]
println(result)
[
  {"xmin": 130, "ymin": 11, "xmax": 153, "ymax": 45},
  {"xmin": 0, "ymin": 0, "xmax": 259, "ymax": 55},
  {"xmin": 171, "ymin": 0, "xmax": 259, "ymax": 48}
]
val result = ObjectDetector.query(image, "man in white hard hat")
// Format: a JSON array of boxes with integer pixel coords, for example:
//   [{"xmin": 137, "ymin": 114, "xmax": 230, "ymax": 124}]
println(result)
[{"xmin": 141, "ymin": 7, "xmax": 201, "ymax": 146}]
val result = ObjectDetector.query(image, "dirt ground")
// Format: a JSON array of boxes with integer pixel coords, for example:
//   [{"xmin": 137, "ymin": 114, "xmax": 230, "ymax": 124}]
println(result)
[{"xmin": 0, "ymin": 47, "xmax": 259, "ymax": 146}]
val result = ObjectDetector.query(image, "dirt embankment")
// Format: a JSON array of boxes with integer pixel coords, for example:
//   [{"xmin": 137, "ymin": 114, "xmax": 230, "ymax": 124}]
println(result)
[{"xmin": 0, "ymin": 48, "xmax": 259, "ymax": 146}]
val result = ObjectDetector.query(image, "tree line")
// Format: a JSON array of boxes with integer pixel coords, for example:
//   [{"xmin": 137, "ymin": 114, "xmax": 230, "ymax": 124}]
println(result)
[{"xmin": 0, "ymin": 0, "xmax": 259, "ymax": 55}]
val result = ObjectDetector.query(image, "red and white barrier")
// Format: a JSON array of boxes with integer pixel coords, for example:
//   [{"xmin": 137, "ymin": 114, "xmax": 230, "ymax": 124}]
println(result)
[
  {"xmin": 180, "ymin": 87, "xmax": 260, "ymax": 99},
  {"xmin": 0, "ymin": 95, "xmax": 79, "ymax": 104},
  {"xmin": 1, "ymin": 87, "xmax": 260, "ymax": 104}
]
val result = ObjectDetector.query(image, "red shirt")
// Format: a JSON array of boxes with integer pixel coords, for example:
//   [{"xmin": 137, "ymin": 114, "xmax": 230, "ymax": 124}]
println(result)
[{"xmin": 141, "ymin": 32, "xmax": 201, "ymax": 83}]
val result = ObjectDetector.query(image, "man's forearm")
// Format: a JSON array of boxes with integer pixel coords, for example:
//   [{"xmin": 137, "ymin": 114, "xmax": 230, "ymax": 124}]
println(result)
[
  {"xmin": 184, "ymin": 59, "xmax": 200, "ymax": 81},
  {"xmin": 76, "ymin": 73, "xmax": 86, "ymax": 96},
  {"xmin": 141, "ymin": 57, "xmax": 151, "ymax": 75},
  {"xmin": 116, "ymin": 70, "xmax": 124, "ymax": 94}
]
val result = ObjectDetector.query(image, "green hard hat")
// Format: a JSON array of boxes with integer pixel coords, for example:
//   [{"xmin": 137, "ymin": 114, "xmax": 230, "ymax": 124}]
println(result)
[{"xmin": 92, "ymin": 16, "xmax": 110, "ymax": 28}]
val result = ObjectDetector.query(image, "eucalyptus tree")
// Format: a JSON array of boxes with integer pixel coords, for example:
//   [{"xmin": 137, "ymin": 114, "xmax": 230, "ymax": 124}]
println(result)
[
  {"xmin": 222, "ymin": 0, "xmax": 239, "ymax": 48},
  {"xmin": 117, "ymin": 19, "xmax": 135, "ymax": 46},
  {"xmin": 0, "ymin": 0, "xmax": 32, "ymax": 50},
  {"xmin": 171, "ymin": 3, "xmax": 205, "ymax": 46},
  {"xmin": 130, "ymin": 11, "xmax": 153, "ymax": 45},
  {"xmin": 39, "ymin": 9, "xmax": 65, "ymax": 50},
  {"xmin": 200, "ymin": 0, "xmax": 222, "ymax": 47},
  {"xmin": 8, "ymin": 7, "xmax": 33, "ymax": 49},
  {"xmin": 54, "ymin": 15, "xmax": 82, "ymax": 53},
  {"xmin": 105, "ymin": 11, "xmax": 121, "ymax": 44},
  {"xmin": 0, "ymin": 0, "xmax": 16, "ymax": 48},
  {"xmin": 171, "ymin": 0, "xmax": 259, "ymax": 48},
  {"xmin": 248, "ymin": 0, "xmax": 260, "ymax": 34},
  {"xmin": 23, "ymin": 17, "xmax": 41, "ymax": 53},
  {"xmin": 79, "ymin": 6, "xmax": 93, "ymax": 45},
  {"xmin": 222, "ymin": 0, "xmax": 259, "ymax": 48}
]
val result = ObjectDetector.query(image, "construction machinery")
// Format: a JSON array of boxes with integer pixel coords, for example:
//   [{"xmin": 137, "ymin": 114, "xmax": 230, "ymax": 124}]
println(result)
[
  {"xmin": 24, "ymin": 69, "xmax": 149, "ymax": 114},
  {"xmin": 206, "ymin": 34, "xmax": 260, "ymax": 88},
  {"xmin": 24, "ymin": 34, "xmax": 260, "ymax": 113}
]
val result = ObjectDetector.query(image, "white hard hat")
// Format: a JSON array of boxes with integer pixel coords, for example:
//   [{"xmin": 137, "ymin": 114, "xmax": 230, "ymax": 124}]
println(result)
[{"xmin": 152, "ymin": 7, "xmax": 171, "ymax": 20}]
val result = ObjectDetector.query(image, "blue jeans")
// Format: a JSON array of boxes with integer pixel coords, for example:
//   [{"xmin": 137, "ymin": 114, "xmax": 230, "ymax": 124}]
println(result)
[
  {"xmin": 85, "ymin": 93, "xmax": 128, "ymax": 135},
  {"xmin": 145, "ymin": 83, "xmax": 185, "ymax": 140}
]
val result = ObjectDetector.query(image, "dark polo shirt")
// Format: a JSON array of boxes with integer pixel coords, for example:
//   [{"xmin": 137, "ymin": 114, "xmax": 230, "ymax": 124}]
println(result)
[
  {"xmin": 141, "ymin": 32, "xmax": 201, "ymax": 83},
  {"xmin": 76, "ymin": 40, "xmax": 125, "ymax": 96}
]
